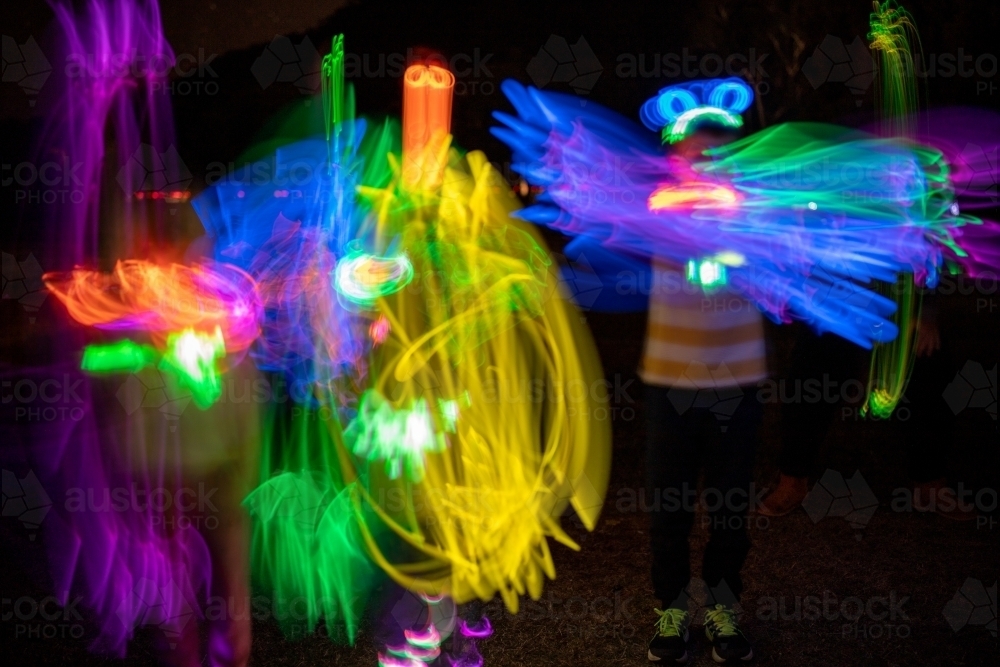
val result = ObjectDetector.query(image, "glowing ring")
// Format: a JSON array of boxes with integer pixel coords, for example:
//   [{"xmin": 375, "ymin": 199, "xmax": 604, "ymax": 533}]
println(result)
[
  {"xmin": 708, "ymin": 80, "xmax": 753, "ymax": 114},
  {"xmin": 641, "ymin": 88, "xmax": 698, "ymax": 130},
  {"xmin": 657, "ymin": 89, "xmax": 699, "ymax": 123},
  {"xmin": 334, "ymin": 251, "xmax": 414, "ymax": 306}
]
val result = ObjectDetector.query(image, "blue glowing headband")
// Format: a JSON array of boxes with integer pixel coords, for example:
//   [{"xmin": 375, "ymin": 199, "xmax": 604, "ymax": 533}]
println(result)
[{"xmin": 639, "ymin": 78, "xmax": 753, "ymax": 143}]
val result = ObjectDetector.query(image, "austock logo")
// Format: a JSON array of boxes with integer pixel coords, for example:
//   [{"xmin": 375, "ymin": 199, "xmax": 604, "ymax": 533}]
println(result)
[
  {"xmin": 1, "ymin": 469, "xmax": 52, "ymax": 540},
  {"xmin": 252, "ymin": 35, "xmax": 321, "ymax": 94},
  {"xmin": 1, "ymin": 252, "xmax": 47, "ymax": 323},
  {"xmin": 244, "ymin": 472, "xmax": 325, "ymax": 533},
  {"xmin": 116, "ymin": 579, "xmax": 197, "ymax": 648},
  {"xmin": 390, "ymin": 589, "xmax": 457, "ymax": 632},
  {"xmin": 943, "ymin": 578, "xmax": 997, "ymax": 636},
  {"xmin": 942, "ymin": 361, "xmax": 997, "ymax": 422},
  {"xmin": 1, "ymin": 35, "xmax": 52, "ymax": 105},
  {"xmin": 116, "ymin": 367, "xmax": 194, "ymax": 428},
  {"xmin": 557, "ymin": 250, "xmax": 603, "ymax": 311},
  {"xmin": 116, "ymin": 143, "xmax": 192, "ymax": 209},
  {"xmin": 667, "ymin": 362, "xmax": 744, "ymax": 432},
  {"xmin": 801, "ymin": 469, "xmax": 878, "ymax": 538},
  {"xmin": 801, "ymin": 35, "xmax": 875, "ymax": 106},
  {"xmin": 527, "ymin": 35, "xmax": 603, "ymax": 94},
  {"xmin": 952, "ymin": 143, "xmax": 998, "ymax": 203}
]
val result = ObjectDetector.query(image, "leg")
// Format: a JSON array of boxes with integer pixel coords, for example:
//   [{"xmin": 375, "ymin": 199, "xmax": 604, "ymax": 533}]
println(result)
[
  {"xmin": 701, "ymin": 390, "xmax": 762, "ymax": 605},
  {"xmin": 645, "ymin": 383, "xmax": 703, "ymax": 608}
]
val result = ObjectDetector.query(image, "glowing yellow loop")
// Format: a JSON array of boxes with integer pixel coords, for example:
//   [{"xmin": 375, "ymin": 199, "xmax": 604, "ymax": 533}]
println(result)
[{"xmin": 346, "ymin": 138, "xmax": 611, "ymax": 613}]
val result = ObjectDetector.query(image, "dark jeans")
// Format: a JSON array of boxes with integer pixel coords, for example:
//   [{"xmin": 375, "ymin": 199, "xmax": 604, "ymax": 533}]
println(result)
[
  {"xmin": 779, "ymin": 327, "xmax": 865, "ymax": 478},
  {"xmin": 645, "ymin": 383, "xmax": 763, "ymax": 608}
]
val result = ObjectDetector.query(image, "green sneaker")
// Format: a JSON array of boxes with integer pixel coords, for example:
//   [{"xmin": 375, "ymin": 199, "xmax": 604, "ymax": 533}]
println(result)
[
  {"xmin": 648, "ymin": 607, "xmax": 690, "ymax": 663},
  {"xmin": 704, "ymin": 605, "xmax": 753, "ymax": 664}
]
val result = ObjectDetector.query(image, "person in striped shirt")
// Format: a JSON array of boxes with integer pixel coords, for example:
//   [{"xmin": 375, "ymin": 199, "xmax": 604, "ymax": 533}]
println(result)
[{"xmin": 645, "ymin": 125, "xmax": 765, "ymax": 665}]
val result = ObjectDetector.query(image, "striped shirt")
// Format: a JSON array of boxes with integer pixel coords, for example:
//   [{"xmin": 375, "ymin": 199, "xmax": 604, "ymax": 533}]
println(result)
[{"xmin": 639, "ymin": 260, "xmax": 767, "ymax": 389}]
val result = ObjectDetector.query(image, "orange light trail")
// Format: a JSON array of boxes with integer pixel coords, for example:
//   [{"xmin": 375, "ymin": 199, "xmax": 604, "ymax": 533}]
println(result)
[{"xmin": 44, "ymin": 260, "xmax": 260, "ymax": 352}]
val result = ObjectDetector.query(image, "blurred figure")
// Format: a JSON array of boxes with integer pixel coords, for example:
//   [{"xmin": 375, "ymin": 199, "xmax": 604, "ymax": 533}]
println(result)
[
  {"xmin": 758, "ymin": 327, "xmax": 864, "ymax": 516},
  {"xmin": 901, "ymin": 300, "xmax": 975, "ymax": 521},
  {"xmin": 113, "ymin": 351, "xmax": 260, "ymax": 667},
  {"xmin": 645, "ymin": 126, "xmax": 763, "ymax": 665}
]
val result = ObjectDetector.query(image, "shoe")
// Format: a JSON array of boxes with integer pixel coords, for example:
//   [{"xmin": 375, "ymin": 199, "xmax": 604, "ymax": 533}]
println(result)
[
  {"xmin": 913, "ymin": 479, "xmax": 976, "ymax": 521},
  {"xmin": 704, "ymin": 605, "xmax": 753, "ymax": 664},
  {"xmin": 757, "ymin": 474, "xmax": 808, "ymax": 517},
  {"xmin": 648, "ymin": 607, "xmax": 691, "ymax": 663}
]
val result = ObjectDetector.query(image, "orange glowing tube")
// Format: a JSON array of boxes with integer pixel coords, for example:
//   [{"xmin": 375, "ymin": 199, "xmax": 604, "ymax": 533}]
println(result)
[
  {"xmin": 402, "ymin": 64, "xmax": 455, "ymax": 189},
  {"xmin": 44, "ymin": 260, "xmax": 261, "ymax": 352}
]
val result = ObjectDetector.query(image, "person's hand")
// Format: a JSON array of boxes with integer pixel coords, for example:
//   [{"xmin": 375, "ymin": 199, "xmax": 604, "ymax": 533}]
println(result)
[{"xmin": 914, "ymin": 318, "xmax": 941, "ymax": 357}]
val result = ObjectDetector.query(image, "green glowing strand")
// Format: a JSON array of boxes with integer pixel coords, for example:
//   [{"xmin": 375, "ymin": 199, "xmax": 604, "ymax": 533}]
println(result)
[
  {"xmin": 868, "ymin": 0, "xmax": 922, "ymax": 137},
  {"xmin": 863, "ymin": 0, "xmax": 924, "ymax": 418},
  {"xmin": 244, "ymin": 474, "xmax": 374, "ymax": 643},
  {"xmin": 80, "ymin": 339, "xmax": 157, "ymax": 373},
  {"xmin": 244, "ymin": 405, "xmax": 382, "ymax": 644},
  {"xmin": 864, "ymin": 276, "xmax": 920, "ymax": 418},
  {"xmin": 322, "ymin": 33, "xmax": 349, "ymax": 166},
  {"xmin": 703, "ymin": 122, "xmax": 966, "ymax": 231}
]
